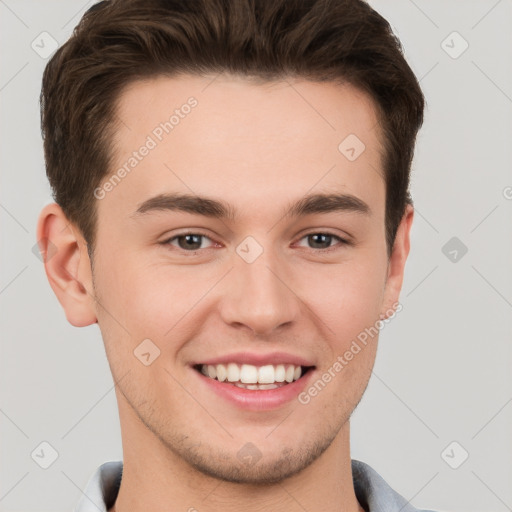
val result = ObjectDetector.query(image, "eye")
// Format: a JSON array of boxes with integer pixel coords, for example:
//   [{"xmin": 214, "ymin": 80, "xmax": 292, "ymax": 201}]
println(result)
[
  {"xmin": 296, "ymin": 232, "xmax": 349, "ymax": 251},
  {"xmin": 160, "ymin": 230, "xmax": 351, "ymax": 255},
  {"xmin": 162, "ymin": 232, "xmax": 216, "ymax": 251}
]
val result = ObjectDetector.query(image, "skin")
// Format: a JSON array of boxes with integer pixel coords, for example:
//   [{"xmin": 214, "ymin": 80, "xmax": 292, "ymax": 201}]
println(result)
[{"xmin": 37, "ymin": 74, "xmax": 414, "ymax": 512}]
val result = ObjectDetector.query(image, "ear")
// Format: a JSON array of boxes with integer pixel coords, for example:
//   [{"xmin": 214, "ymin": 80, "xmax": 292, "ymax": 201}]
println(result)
[
  {"xmin": 380, "ymin": 203, "xmax": 414, "ymax": 318},
  {"xmin": 35, "ymin": 202, "xmax": 97, "ymax": 327}
]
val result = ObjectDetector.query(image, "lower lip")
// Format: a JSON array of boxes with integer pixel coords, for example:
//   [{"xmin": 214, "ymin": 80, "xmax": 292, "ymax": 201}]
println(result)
[{"xmin": 193, "ymin": 367, "xmax": 316, "ymax": 411}]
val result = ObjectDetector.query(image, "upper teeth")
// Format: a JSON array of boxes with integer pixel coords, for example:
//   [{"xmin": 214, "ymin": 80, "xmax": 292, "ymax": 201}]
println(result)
[{"xmin": 199, "ymin": 363, "xmax": 302, "ymax": 384}]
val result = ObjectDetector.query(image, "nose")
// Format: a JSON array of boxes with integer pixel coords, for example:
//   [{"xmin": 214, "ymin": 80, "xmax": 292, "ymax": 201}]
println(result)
[{"xmin": 218, "ymin": 246, "xmax": 300, "ymax": 336}]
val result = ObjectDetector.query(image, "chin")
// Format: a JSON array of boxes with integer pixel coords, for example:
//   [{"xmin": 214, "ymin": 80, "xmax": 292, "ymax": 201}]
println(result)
[{"xmin": 172, "ymin": 431, "xmax": 337, "ymax": 485}]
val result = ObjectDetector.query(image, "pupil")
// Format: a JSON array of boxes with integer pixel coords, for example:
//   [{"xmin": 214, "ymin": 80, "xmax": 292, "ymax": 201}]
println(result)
[
  {"xmin": 179, "ymin": 234, "xmax": 201, "ymax": 250},
  {"xmin": 310, "ymin": 233, "xmax": 331, "ymax": 249}
]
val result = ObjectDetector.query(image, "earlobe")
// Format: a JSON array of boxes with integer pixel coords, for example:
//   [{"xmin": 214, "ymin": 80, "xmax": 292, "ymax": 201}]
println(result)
[
  {"xmin": 36, "ymin": 202, "xmax": 97, "ymax": 327},
  {"xmin": 380, "ymin": 204, "xmax": 414, "ymax": 318}
]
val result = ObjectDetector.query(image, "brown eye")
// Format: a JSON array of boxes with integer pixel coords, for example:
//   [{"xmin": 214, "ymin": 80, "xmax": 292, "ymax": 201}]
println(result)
[
  {"xmin": 308, "ymin": 233, "xmax": 334, "ymax": 249},
  {"xmin": 296, "ymin": 232, "xmax": 349, "ymax": 251},
  {"xmin": 163, "ymin": 232, "xmax": 215, "ymax": 252}
]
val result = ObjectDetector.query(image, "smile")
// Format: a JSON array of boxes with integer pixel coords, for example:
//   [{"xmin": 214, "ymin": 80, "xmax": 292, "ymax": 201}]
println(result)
[
  {"xmin": 191, "ymin": 359, "xmax": 316, "ymax": 410},
  {"xmin": 194, "ymin": 363, "xmax": 314, "ymax": 389}
]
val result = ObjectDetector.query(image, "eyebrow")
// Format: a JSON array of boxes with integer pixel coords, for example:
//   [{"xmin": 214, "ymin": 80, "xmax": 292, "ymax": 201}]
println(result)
[{"xmin": 130, "ymin": 191, "xmax": 370, "ymax": 221}]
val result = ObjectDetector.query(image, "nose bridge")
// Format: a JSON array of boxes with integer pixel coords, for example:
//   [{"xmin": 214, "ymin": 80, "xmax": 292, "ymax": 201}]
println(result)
[{"xmin": 219, "ymin": 239, "xmax": 299, "ymax": 335}]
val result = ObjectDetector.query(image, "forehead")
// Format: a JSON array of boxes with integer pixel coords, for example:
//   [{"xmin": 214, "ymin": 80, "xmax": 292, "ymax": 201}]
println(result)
[{"xmin": 102, "ymin": 74, "xmax": 385, "ymax": 224}]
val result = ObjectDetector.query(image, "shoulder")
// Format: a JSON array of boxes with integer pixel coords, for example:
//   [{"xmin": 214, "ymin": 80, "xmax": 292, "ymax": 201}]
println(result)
[
  {"xmin": 352, "ymin": 459, "xmax": 439, "ymax": 512},
  {"xmin": 74, "ymin": 461, "xmax": 123, "ymax": 512}
]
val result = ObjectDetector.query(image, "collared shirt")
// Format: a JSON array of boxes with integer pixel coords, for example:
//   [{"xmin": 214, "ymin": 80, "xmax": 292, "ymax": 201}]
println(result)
[{"xmin": 74, "ymin": 459, "xmax": 438, "ymax": 512}]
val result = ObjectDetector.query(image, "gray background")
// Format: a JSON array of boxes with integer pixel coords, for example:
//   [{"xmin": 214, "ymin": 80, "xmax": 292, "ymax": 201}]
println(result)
[{"xmin": 1, "ymin": 1, "xmax": 511, "ymax": 511}]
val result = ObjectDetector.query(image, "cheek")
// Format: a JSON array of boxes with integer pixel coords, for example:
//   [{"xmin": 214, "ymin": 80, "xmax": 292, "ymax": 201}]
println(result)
[
  {"xmin": 94, "ymin": 238, "xmax": 387, "ymax": 352},
  {"xmin": 299, "ymin": 258, "xmax": 386, "ymax": 345},
  {"xmin": 93, "ymin": 247, "xmax": 177, "ymax": 324},
  {"xmin": 96, "ymin": 257, "xmax": 220, "ymax": 364}
]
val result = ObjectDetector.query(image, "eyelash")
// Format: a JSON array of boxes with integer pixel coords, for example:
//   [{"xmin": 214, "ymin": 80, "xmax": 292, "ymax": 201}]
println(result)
[{"xmin": 160, "ymin": 230, "xmax": 351, "ymax": 255}]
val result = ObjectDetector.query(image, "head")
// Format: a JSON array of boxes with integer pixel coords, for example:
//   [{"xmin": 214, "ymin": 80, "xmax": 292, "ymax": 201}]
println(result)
[{"xmin": 37, "ymin": 0, "xmax": 424, "ymax": 485}]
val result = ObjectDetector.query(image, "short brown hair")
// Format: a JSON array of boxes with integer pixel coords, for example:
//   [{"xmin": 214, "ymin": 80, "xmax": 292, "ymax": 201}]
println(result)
[{"xmin": 40, "ymin": 0, "xmax": 425, "ymax": 260}]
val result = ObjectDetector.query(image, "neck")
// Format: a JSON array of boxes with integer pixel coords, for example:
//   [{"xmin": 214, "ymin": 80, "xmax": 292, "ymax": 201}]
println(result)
[{"xmin": 110, "ymin": 396, "xmax": 364, "ymax": 512}]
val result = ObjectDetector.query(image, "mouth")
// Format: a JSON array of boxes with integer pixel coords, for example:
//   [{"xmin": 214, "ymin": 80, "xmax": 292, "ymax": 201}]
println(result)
[
  {"xmin": 192, "ymin": 363, "xmax": 316, "ymax": 412},
  {"xmin": 189, "ymin": 352, "xmax": 317, "ymax": 410},
  {"xmin": 192, "ymin": 363, "xmax": 316, "ymax": 390}
]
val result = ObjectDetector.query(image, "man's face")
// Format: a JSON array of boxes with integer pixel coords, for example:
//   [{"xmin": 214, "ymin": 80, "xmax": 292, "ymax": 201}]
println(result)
[{"xmin": 88, "ymin": 74, "xmax": 405, "ymax": 483}]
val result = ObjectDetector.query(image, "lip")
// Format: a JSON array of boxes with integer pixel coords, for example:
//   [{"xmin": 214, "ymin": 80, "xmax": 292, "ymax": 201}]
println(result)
[
  {"xmin": 192, "ymin": 351, "xmax": 315, "ymax": 367},
  {"xmin": 191, "ymin": 364, "xmax": 317, "ymax": 411}
]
